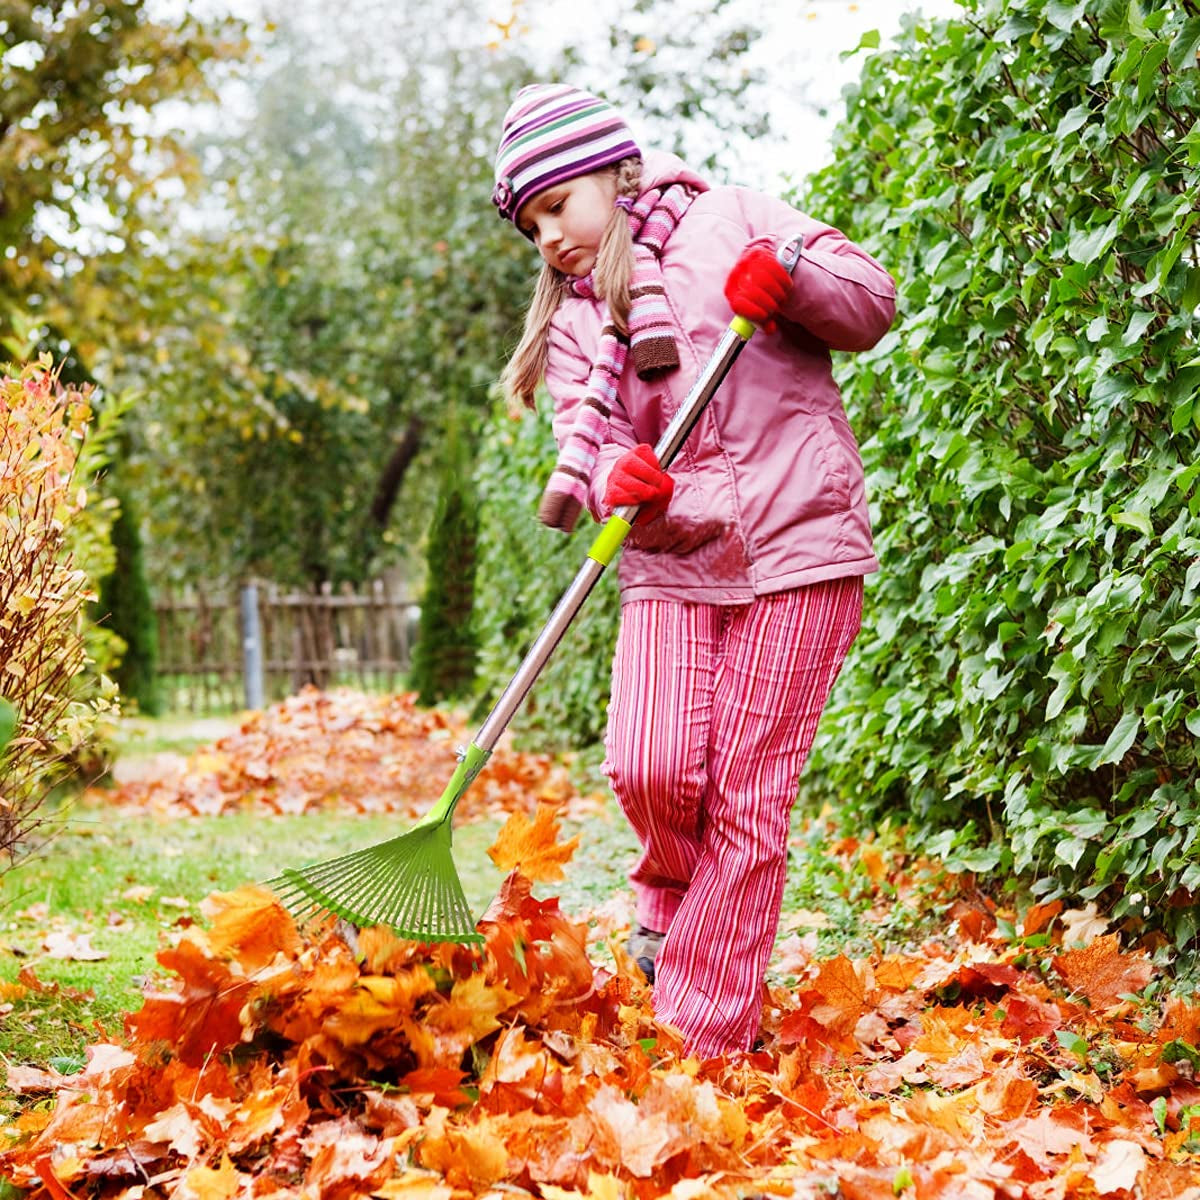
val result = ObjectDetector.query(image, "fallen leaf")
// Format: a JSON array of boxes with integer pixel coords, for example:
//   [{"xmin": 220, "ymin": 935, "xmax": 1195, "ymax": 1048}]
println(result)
[
  {"xmin": 174, "ymin": 1152, "xmax": 243, "ymax": 1200},
  {"xmin": 199, "ymin": 885, "xmax": 302, "ymax": 971},
  {"xmin": 1054, "ymin": 934, "xmax": 1155, "ymax": 1009},
  {"xmin": 1059, "ymin": 902, "xmax": 1110, "ymax": 946},
  {"xmin": 1091, "ymin": 1138, "xmax": 1146, "ymax": 1195},
  {"xmin": 41, "ymin": 930, "xmax": 107, "ymax": 961},
  {"xmin": 487, "ymin": 802, "xmax": 580, "ymax": 882}
]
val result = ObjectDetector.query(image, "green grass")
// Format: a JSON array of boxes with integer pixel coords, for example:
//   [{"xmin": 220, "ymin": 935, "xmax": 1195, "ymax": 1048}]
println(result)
[{"xmin": 109, "ymin": 713, "xmax": 244, "ymax": 758}]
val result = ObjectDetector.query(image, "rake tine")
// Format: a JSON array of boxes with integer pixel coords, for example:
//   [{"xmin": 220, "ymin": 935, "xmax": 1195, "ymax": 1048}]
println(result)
[{"xmin": 268, "ymin": 819, "xmax": 483, "ymax": 944}]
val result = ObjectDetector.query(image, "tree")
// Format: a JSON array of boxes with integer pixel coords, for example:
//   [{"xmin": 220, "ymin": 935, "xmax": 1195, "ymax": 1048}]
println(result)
[
  {"xmin": 115, "ymin": 3, "xmax": 537, "ymax": 590},
  {"xmin": 95, "ymin": 486, "xmax": 161, "ymax": 716},
  {"xmin": 409, "ymin": 437, "xmax": 481, "ymax": 705},
  {"xmin": 800, "ymin": 0, "xmax": 1200, "ymax": 942},
  {"xmin": 0, "ymin": 0, "xmax": 243, "ymax": 352}
]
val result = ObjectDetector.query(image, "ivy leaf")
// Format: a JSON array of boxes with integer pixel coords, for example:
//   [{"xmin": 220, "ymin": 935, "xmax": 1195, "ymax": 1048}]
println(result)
[
  {"xmin": 1068, "ymin": 220, "xmax": 1119, "ymax": 265},
  {"xmin": 1055, "ymin": 105, "xmax": 1091, "ymax": 137},
  {"xmin": 1111, "ymin": 510, "xmax": 1153, "ymax": 537},
  {"xmin": 1168, "ymin": 16, "xmax": 1200, "ymax": 68},
  {"xmin": 1096, "ymin": 711, "xmax": 1141, "ymax": 767},
  {"xmin": 1127, "ymin": 0, "xmax": 1153, "ymax": 41},
  {"xmin": 1047, "ymin": 0, "xmax": 1090, "ymax": 31}
]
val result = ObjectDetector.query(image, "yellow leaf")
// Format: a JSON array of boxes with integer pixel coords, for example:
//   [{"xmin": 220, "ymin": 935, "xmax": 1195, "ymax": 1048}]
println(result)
[
  {"xmin": 177, "ymin": 1152, "xmax": 242, "ymax": 1200},
  {"xmin": 487, "ymin": 802, "xmax": 579, "ymax": 882}
]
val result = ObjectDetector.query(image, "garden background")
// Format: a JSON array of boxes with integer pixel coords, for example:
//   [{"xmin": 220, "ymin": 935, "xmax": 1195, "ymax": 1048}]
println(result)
[{"xmin": 2, "ymin": 0, "xmax": 1200, "ymax": 1195}]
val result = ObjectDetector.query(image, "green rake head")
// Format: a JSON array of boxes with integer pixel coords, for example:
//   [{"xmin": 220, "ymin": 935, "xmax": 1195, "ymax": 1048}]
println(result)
[
  {"xmin": 267, "ymin": 818, "xmax": 484, "ymax": 945},
  {"xmin": 268, "ymin": 741, "xmax": 492, "ymax": 945}
]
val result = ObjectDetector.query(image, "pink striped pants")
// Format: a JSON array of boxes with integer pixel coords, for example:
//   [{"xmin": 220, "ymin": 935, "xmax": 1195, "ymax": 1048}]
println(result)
[{"xmin": 603, "ymin": 576, "xmax": 863, "ymax": 1058}]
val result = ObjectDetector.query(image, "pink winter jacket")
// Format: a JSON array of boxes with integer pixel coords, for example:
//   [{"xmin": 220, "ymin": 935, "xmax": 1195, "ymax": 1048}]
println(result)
[{"xmin": 543, "ymin": 151, "xmax": 897, "ymax": 605}]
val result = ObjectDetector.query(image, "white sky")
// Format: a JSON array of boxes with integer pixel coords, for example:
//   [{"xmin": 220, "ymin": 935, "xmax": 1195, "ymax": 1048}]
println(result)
[
  {"xmin": 478, "ymin": 0, "xmax": 963, "ymax": 192},
  {"xmin": 146, "ymin": 0, "xmax": 962, "ymax": 198}
]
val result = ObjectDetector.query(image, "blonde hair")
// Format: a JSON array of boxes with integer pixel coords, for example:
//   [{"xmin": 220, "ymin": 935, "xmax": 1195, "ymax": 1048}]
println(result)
[{"xmin": 501, "ymin": 157, "xmax": 643, "ymax": 410}]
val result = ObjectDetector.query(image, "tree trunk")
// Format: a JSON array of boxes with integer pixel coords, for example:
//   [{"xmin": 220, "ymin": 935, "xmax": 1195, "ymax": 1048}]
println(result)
[{"xmin": 370, "ymin": 415, "xmax": 424, "ymax": 527}]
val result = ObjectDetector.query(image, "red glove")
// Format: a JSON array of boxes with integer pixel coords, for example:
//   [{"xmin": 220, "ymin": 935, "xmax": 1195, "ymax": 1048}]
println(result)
[
  {"xmin": 604, "ymin": 444, "xmax": 674, "ymax": 522},
  {"xmin": 723, "ymin": 245, "xmax": 793, "ymax": 331}
]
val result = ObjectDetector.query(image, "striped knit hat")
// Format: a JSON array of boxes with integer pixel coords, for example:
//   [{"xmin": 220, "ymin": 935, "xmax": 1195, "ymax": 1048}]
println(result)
[{"xmin": 492, "ymin": 84, "xmax": 640, "ymax": 231}]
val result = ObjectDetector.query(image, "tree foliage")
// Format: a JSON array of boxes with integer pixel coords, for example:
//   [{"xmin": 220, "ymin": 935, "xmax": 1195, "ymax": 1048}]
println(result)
[
  {"xmin": 114, "ymin": 0, "xmax": 774, "ymax": 593},
  {"xmin": 801, "ymin": 0, "xmax": 1200, "ymax": 942},
  {"xmin": 117, "ymin": 3, "xmax": 537, "ymax": 589},
  {"xmin": 473, "ymin": 397, "xmax": 619, "ymax": 749},
  {"xmin": 410, "ymin": 446, "xmax": 481, "ymax": 706},
  {"xmin": 0, "ymin": 0, "xmax": 242, "ymax": 355},
  {"xmin": 95, "ymin": 485, "xmax": 161, "ymax": 716}
]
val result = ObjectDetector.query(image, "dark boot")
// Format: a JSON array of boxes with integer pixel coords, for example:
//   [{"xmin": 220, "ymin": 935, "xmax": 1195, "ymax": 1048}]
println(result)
[{"xmin": 626, "ymin": 924, "xmax": 665, "ymax": 983}]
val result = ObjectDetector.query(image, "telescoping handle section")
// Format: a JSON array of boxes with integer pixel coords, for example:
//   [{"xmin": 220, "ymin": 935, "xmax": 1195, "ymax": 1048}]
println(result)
[{"xmin": 473, "ymin": 235, "xmax": 804, "ymax": 756}]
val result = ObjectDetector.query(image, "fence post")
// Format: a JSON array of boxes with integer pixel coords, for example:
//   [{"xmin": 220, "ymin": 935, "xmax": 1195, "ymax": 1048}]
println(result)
[{"xmin": 240, "ymin": 583, "xmax": 265, "ymax": 710}]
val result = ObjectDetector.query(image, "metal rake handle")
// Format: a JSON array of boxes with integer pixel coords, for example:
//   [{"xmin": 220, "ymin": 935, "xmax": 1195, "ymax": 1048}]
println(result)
[{"xmin": 476, "ymin": 236, "xmax": 804, "ymax": 750}]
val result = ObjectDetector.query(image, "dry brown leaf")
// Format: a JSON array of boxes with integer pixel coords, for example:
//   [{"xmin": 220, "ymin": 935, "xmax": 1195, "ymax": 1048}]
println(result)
[
  {"xmin": 41, "ymin": 930, "xmax": 107, "ymax": 961},
  {"xmin": 1053, "ymin": 934, "xmax": 1155, "ymax": 1009}
]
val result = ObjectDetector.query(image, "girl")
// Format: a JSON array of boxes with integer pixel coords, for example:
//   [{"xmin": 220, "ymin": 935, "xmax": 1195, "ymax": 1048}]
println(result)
[{"xmin": 492, "ymin": 83, "xmax": 896, "ymax": 1058}]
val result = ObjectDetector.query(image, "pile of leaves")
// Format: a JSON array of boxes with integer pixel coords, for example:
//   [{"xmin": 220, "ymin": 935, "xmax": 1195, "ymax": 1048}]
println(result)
[
  {"xmin": 5, "ymin": 808, "xmax": 1200, "ymax": 1199},
  {"xmin": 93, "ymin": 688, "xmax": 589, "ymax": 821}
]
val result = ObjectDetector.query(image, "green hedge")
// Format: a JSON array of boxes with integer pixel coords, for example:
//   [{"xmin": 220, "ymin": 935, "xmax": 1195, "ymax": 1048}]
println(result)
[{"xmin": 801, "ymin": 0, "xmax": 1200, "ymax": 942}]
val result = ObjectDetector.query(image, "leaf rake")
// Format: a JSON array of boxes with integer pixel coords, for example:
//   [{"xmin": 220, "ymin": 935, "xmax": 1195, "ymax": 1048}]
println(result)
[{"xmin": 267, "ymin": 238, "xmax": 804, "ymax": 943}]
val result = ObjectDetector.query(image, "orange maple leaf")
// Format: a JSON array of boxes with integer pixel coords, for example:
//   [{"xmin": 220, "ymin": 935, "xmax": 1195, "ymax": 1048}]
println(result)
[
  {"xmin": 808, "ymin": 955, "xmax": 866, "ymax": 1039},
  {"xmin": 324, "ymin": 970, "xmax": 439, "ymax": 1047},
  {"xmin": 1053, "ymin": 934, "xmax": 1155, "ymax": 1009},
  {"xmin": 415, "ymin": 1108, "xmax": 510, "ymax": 1189},
  {"xmin": 487, "ymin": 802, "xmax": 580, "ymax": 882},
  {"xmin": 125, "ymin": 938, "xmax": 252, "ymax": 1066},
  {"xmin": 176, "ymin": 1153, "xmax": 243, "ymax": 1200},
  {"xmin": 200, "ymin": 884, "xmax": 302, "ymax": 971},
  {"xmin": 403, "ymin": 972, "xmax": 521, "ymax": 1068}
]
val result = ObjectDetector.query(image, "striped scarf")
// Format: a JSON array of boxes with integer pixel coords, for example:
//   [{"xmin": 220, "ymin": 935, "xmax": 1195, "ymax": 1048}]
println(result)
[{"xmin": 537, "ymin": 181, "xmax": 697, "ymax": 533}]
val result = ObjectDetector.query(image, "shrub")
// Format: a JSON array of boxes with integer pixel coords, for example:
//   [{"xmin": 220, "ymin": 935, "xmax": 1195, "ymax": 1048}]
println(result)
[
  {"xmin": 0, "ymin": 359, "xmax": 118, "ymax": 859},
  {"xmin": 410, "ymin": 450, "xmax": 480, "ymax": 706},
  {"xmin": 95, "ymin": 484, "xmax": 162, "ymax": 716},
  {"xmin": 802, "ymin": 0, "xmax": 1200, "ymax": 942}
]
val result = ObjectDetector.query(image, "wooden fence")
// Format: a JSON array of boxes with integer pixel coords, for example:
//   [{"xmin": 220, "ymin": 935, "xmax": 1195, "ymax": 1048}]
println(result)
[{"xmin": 154, "ymin": 579, "xmax": 419, "ymax": 713}]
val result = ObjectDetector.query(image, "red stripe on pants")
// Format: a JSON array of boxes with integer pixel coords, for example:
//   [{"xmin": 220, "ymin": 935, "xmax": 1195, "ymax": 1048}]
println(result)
[{"xmin": 603, "ymin": 577, "xmax": 864, "ymax": 1058}]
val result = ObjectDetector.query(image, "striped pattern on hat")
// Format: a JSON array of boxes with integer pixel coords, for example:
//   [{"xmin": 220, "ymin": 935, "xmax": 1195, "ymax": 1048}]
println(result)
[{"xmin": 492, "ymin": 84, "xmax": 640, "ymax": 230}]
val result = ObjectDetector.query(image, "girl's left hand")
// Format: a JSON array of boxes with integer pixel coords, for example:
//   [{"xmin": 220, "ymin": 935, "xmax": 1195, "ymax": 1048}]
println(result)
[
  {"xmin": 605, "ymin": 444, "xmax": 674, "ymax": 522},
  {"xmin": 724, "ymin": 244, "xmax": 794, "ymax": 332}
]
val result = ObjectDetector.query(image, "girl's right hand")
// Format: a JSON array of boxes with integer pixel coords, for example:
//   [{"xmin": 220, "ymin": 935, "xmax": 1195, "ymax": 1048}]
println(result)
[
  {"xmin": 605, "ymin": 444, "xmax": 674, "ymax": 522},
  {"xmin": 723, "ymin": 244, "xmax": 794, "ymax": 332}
]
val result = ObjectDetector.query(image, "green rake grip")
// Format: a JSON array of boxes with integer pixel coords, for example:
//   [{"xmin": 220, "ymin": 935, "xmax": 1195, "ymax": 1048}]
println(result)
[{"xmin": 419, "ymin": 741, "xmax": 492, "ymax": 827}]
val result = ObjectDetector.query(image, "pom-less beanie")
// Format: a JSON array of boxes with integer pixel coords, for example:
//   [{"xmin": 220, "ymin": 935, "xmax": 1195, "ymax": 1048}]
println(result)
[{"xmin": 492, "ymin": 83, "xmax": 640, "ymax": 232}]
